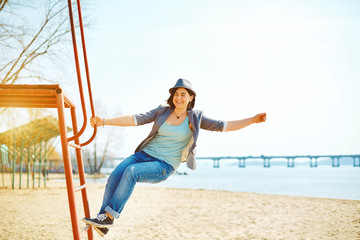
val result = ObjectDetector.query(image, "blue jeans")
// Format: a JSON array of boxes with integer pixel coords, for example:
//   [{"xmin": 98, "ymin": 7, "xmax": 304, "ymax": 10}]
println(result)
[{"xmin": 98, "ymin": 151, "xmax": 175, "ymax": 219}]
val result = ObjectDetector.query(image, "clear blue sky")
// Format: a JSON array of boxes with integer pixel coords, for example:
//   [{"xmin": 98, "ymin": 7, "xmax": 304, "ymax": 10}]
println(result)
[{"xmin": 75, "ymin": 0, "xmax": 360, "ymax": 157}]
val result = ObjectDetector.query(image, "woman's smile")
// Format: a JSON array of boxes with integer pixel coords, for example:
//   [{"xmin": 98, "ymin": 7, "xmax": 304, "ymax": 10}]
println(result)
[{"xmin": 173, "ymin": 87, "xmax": 193, "ymax": 109}]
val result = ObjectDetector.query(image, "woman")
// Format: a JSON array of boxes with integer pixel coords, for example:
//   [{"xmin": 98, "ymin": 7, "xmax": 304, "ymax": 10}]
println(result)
[{"xmin": 83, "ymin": 79, "xmax": 266, "ymax": 237}]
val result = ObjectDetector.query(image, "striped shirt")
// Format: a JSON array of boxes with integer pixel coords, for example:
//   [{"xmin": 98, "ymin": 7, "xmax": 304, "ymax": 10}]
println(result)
[{"xmin": 143, "ymin": 116, "xmax": 192, "ymax": 169}]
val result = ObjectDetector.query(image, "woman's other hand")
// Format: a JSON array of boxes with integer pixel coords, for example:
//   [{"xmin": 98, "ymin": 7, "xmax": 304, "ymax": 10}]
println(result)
[{"xmin": 252, "ymin": 113, "xmax": 267, "ymax": 123}]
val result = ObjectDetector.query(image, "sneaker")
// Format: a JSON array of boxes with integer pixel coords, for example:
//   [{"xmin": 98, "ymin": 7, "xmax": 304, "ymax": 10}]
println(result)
[
  {"xmin": 92, "ymin": 225, "xmax": 109, "ymax": 237},
  {"xmin": 82, "ymin": 214, "xmax": 114, "ymax": 228}
]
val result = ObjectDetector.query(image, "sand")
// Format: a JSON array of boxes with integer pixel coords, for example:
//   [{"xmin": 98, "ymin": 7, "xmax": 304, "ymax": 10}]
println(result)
[{"xmin": 0, "ymin": 173, "xmax": 359, "ymax": 240}]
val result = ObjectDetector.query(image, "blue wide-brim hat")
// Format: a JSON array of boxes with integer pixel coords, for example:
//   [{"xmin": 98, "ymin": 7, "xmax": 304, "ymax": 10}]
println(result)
[{"xmin": 169, "ymin": 78, "xmax": 196, "ymax": 96}]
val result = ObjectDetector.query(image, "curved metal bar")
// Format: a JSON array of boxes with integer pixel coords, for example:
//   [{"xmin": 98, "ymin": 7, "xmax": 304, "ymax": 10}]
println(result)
[
  {"xmin": 76, "ymin": 0, "xmax": 96, "ymax": 119},
  {"xmin": 80, "ymin": 127, "xmax": 97, "ymax": 147},
  {"xmin": 75, "ymin": 0, "xmax": 97, "ymax": 146},
  {"xmin": 67, "ymin": 0, "xmax": 97, "ymax": 145},
  {"xmin": 66, "ymin": 0, "xmax": 88, "ymax": 142}
]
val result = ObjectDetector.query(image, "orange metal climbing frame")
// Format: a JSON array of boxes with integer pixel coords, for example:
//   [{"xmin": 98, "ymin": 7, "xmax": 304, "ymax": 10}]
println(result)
[
  {"xmin": 0, "ymin": 0, "xmax": 100, "ymax": 239},
  {"xmin": 0, "ymin": 84, "xmax": 94, "ymax": 239}
]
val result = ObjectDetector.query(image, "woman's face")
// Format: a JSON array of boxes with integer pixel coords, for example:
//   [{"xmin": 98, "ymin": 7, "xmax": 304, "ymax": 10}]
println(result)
[{"xmin": 173, "ymin": 88, "xmax": 194, "ymax": 109}]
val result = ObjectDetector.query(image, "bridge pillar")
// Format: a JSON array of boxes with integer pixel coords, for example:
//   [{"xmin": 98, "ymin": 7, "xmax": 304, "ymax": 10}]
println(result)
[
  {"xmin": 354, "ymin": 157, "xmax": 360, "ymax": 167},
  {"xmin": 287, "ymin": 157, "xmax": 295, "ymax": 168},
  {"xmin": 331, "ymin": 157, "xmax": 340, "ymax": 167},
  {"xmin": 263, "ymin": 158, "xmax": 270, "ymax": 168},
  {"xmin": 238, "ymin": 158, "xmax": 246, "ymax": 168},
  {"xmin": 310, "ymin": 157, "xmax": 318, "ymax": 167},
  {"xmin": 213, "ymin": 158, "xmax": 220, "ymax": 168}
]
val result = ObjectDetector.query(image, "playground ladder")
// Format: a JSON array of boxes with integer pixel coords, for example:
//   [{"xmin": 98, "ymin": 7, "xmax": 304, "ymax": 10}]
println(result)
[
  {"xmin": 0, "ymin": 84, "xmax": 94, "ymax": 239},
  {"xmin": 1, "ymin": 0, "xmax": 100, "ymax": 238}
]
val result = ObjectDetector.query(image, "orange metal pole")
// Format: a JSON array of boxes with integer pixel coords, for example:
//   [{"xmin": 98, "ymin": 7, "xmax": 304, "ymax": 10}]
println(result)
[
  {"xmin": 70, "ymin": 107, "xmax": 93, "ymax": 240},
  {"xmin": 56, "ymin": 89, "xmax": 81, "ymax": 240},
  {"xmin": 66, "ymin": 0, "xmax": 88, "ymax": 141},
  {"xmin": 75, "ymin": 0, "xmax": 96, "ymax": 118},
  {"xmin": 63, "ymin": 91, "xmax": 77, "ymax": 108},
  {"xmin": 66, "ymin": 0, "xmax": 98, "ymax": 145}
]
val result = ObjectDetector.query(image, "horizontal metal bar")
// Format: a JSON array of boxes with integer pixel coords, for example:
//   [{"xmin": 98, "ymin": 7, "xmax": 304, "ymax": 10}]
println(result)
[
  {"xmin": 68, "ymin": 142, "xmax": 81, "ymax": 149},
  {"xmin": 80, "ymin": 224, "xmax": 91, "ymax": 239},
  {"xmin": 0, "ymin": 103, "xmax": 62, "ymax": 108},
  {"xmin": 0, "ymin": 95, "xmax": 55, "ymax": 101},
  {"xmin": 74, "ymin": 184, "xmax": 86, "ymax": 192},
  {"xmin": 0, "ymin": 88, "xmax": 57, "ymax": 95},
  {"xmin": 0, "ymin": 100, "xmax": 71, "ymax": 108},
  {"xmin": 0, "ymin": 99, "xmax": 57, "ymax": 104},
  {"xmin": 81, "ymin": 225, "xmax": 91, "ymax": 234}
]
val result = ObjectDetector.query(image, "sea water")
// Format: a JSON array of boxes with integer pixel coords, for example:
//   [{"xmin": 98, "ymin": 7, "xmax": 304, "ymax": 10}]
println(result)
[{"xmin": 98, "ymin": 160, "xmax": 360, "ymax": 200}]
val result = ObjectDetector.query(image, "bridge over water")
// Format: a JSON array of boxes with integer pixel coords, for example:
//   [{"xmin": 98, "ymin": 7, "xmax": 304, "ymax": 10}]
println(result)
[{"xmin": 197, "ymin": 155, "xmax": 360, "ymax": 168}]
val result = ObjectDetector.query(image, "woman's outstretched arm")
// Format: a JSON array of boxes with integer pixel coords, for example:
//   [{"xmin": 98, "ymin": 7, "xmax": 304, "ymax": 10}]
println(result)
[
  {"xmin": 226, "ymin": 113, "xmax": 266, "ymax": 132},
  {"xmin": 90, "ymin": 115, "xmax": 135, "ymax": 128}
]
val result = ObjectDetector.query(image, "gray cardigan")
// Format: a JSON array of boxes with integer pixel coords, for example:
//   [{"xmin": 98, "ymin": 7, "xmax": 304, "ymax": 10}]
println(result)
[{"xmin": 133, "ymin": 105, "xmax": 227, "ymax": 170}]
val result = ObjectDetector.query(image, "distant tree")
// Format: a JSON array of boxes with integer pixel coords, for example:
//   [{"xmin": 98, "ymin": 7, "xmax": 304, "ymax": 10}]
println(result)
[
  {"xmin": 1, "ymin": 0, "xmax": 70, "ymax": 85},
  {"xmin": 0, "ymin": 0, "xmax": 94, "ymax": 114}
]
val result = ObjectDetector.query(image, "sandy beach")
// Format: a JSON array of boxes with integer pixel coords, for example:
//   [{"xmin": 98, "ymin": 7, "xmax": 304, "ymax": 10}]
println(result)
[{"xmin": 0, "ymin": 173, "xmax": 359, "ymax": 240}]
